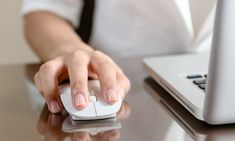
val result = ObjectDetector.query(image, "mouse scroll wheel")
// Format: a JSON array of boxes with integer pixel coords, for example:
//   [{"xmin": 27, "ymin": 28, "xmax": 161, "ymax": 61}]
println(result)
[{"xmin": 89, "ymin": 89, "xmax": 97, "ymax": 102}]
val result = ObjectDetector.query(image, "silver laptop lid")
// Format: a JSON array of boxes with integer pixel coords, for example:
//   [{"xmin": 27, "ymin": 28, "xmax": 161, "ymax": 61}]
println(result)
[{"xmin": 204, "ymin": 0, "xmax": 235, "ymax": 124}]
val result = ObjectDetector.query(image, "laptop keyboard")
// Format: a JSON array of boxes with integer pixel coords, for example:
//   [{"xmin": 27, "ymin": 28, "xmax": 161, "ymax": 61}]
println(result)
[{"xmin": 186, "ymin": 74, "xmax": 207, "ymax": 92}]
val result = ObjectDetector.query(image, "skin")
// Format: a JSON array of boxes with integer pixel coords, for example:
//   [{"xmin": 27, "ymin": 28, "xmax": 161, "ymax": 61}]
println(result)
[{"xmin": 23, "ymin": 11, "xmax": 131, "ymax": 113}]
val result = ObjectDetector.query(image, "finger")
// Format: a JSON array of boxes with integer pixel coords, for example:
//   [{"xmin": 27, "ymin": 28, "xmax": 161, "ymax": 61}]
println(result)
[
  {"xmin": 101, "ymin": 130, "xmax": 120, "ymax": 141},
  {"xmin": 91, "ymin": 54, "xmax": 118, "ymax": 104},
  {"xmin": 34, "ymin": 72, "xmax": 43, "ymax": 96},
  {"xmin": 116, "ymin": 71, "xmax": 131, "ymax": 100},
  {"xmin": 48, "ymin": 114, "xmax": 63, "ymax": 127},
  {"xmin": 72, "ymin": 132, "xmax": 90, "ymax": 141},
  {"xmin": 66, "ymin": 51, "xmax": 89, "ymax": 110},
  {"xmin": 37, "ymin": 105, "xmax": 50, "ymax": 135},
  {"xmin": 38, "ymin": 59, "xmax": 64, "ymax": 113},
  {"xmin": 116, "ymin": 101, "xmax": 131, "ymax": 119},
  {"xmin": 88, "ymin": 65, "xmax": 98, "ymax": 79}
]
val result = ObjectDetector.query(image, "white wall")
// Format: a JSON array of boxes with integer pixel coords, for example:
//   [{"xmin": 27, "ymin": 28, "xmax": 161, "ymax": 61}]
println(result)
[{"xmin": 0, "ymin": 0, "xmax": 39, "ymax": 65}]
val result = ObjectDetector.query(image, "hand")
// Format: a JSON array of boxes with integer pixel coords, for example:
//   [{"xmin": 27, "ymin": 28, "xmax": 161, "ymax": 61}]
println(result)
[
  {"xmin": 34, "ymin": 49, "xmax": 131, "ymax": 113},
  {"xmin": 37, "ymin": 101, "xmax": 131, "ymax": 141}
]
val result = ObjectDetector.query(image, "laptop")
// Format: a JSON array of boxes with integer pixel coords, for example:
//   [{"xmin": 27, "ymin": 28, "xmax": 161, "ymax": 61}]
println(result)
[
  {"xmin": 143, "ymin": 0, "xmax": 235, "ymax": 125},
  {"xmin": 145, "ymin": 77, "xmax": 235, "ymax": 141}
]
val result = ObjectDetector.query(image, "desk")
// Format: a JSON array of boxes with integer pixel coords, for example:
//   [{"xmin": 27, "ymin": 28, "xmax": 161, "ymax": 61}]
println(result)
[{"xmin": 0, "ymin": 64, "xmax": 234, "ymax": 141}]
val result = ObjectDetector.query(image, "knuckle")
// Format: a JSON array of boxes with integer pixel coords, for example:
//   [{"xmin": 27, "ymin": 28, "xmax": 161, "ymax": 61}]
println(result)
[
  {"xmin": 70, "ymin": 57, "xmax": 80, "ymax": 66},
  {"xmin": 91, "ymin": 50, "xmax": 106, "ymax": 60},
  {"xmin": 39, "ymin": 61, "xmax": 55, "ymax": 73},
  {"xmin": 71, "ymin": 57, "xmax": 84, "ymax": 67},
  {"xmin": 71, "ymin": 80, "xmax": 86, "ymax": 90},
  {"xmin": 90, "ymin": 51, "xmax": 115, "ymax": 68},
  {"xmin": 44, "ymin": 88, "xmax": 58, "ymax": 100},
  {"xmin": 100, "ymin": 61, "xmax": 113, "ymax": 68},
  {"xmin": 71, "ymin": 50, "xmax": 83, "ymax": 58},
  {"xmin": 67, "ymin": 51, "xmax": 88, "ymax": 66},
  {"xmin": 70, "ymin": 50, "xmax": 87, "ymax": 60},
  {"xmin": 93, "ymin": 50, "xmax": 103, "ymax": 56}
]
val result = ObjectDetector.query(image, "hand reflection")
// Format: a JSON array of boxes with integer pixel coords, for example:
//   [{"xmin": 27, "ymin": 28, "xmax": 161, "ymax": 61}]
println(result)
[
  {"xmin": 37, "ymin": 101, "xmax": 131, "ymax": 141},
  {"xmin": 71, "ymin": 130, "xmax": 120, "ymax": 141}
]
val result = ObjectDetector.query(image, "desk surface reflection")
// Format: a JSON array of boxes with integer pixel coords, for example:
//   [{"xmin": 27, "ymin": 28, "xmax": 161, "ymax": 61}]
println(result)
[{"xmin": 1, "ymin": 64, "xmax": 235, "ymax": 141}]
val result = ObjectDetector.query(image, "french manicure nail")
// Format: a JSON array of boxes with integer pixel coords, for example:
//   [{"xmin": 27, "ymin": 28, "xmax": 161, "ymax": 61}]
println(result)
[
  {"xmin": 106, "ymin": 88, "xmax": 118, "ymax": 102},
  {"xmin": 74, "ymin": 93, "xmax": 86, "ymax": 108},
  {"xmin": 49, "ymin": 100, "xmax": 60, "ymax": 113}
]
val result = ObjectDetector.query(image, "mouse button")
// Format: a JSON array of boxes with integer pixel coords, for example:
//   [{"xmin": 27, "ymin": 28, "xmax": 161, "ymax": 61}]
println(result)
[
  {"xmin": 60, "ymin": 88, "xmax": 78, "ymax": 114},
  {"xmin": 94, "ymin": 99, "xmax": 122, "ymax": 116},
  {"xmin": 60, "ymin": 87, "xmax": 96, "ymax": 118},
  {"xmin": 72, "ymin": 103, "xmax": 96, "ymax": 118}
]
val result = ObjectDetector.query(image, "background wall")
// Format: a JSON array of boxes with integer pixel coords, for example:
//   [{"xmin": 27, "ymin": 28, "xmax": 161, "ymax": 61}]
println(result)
[
  {"xmin": 0, "ymin": 0, "xmax": 39, "ymax": 65},
  {"xmin": 0, "ymin": 0, "xmax": 215, "ymax": 65}
]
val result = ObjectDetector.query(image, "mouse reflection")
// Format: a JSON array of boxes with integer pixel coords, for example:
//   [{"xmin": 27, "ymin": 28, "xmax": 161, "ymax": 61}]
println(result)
[{"xmin": 37, "ymin": 101, "xmax": 131, "ymax": 141}]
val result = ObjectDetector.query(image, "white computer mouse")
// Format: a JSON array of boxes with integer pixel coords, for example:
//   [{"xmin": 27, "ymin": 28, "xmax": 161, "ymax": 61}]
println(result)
[{"xmin": 59, "ymin": 80, "xmax": 122, "ymax": 120}]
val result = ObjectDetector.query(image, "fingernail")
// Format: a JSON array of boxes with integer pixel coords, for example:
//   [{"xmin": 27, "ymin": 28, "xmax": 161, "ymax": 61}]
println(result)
[
  {"xmin": 74, "ymin": 93, "xmax": 86, "ymax": 108},
  {"xmin": 106, "ymin": 88, "xmax": 118, "ymax": 102},
  {"xmin": 49, "ymin": 100, "xmax": 60, "ymax": 113}
]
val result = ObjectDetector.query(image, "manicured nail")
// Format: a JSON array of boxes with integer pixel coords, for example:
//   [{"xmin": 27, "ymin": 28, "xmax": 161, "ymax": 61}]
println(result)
[
  {"xmin": 49, "ymin": 100, "xmax": 60, "ymax": 113},
  {"xmin": 74, "ymin": 93, "xmax": 86, "ymax": 108},
  {"xmin": 106, "ymin": 88, "xmax": 118, "ymax": 102}
]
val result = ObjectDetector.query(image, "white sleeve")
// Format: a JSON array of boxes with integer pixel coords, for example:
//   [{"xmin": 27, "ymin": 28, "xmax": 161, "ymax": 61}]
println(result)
[{"xmin": 21, "ymin": 0, "xmax": 83, "ymax": 27}]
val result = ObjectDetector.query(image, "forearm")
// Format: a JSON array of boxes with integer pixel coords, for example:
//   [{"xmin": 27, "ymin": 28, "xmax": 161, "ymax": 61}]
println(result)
[{"xmin": 23, "ymin": 11, "xmax": 93, "ymax": 62}]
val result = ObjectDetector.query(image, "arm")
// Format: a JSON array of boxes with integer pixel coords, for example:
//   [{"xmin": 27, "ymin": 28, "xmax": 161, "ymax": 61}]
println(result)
[
  {"xmin": 24, "ymin": 11, "xmax": 92, "ymax": 61},
  {"xmin": 23, "ymin": 11, "xmax": 130, "ymax": 113}
]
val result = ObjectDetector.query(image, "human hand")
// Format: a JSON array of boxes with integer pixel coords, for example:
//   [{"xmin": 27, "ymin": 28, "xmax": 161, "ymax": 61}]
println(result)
[{"xmin": 34, "ymin": 48, "xmax": 131, "ymax": 113}]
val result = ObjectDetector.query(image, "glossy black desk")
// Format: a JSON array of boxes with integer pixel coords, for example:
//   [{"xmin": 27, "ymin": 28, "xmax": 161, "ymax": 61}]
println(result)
[{"xmin": 0, "ymin": 64, "xmax": 234, "ymax": 141}]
